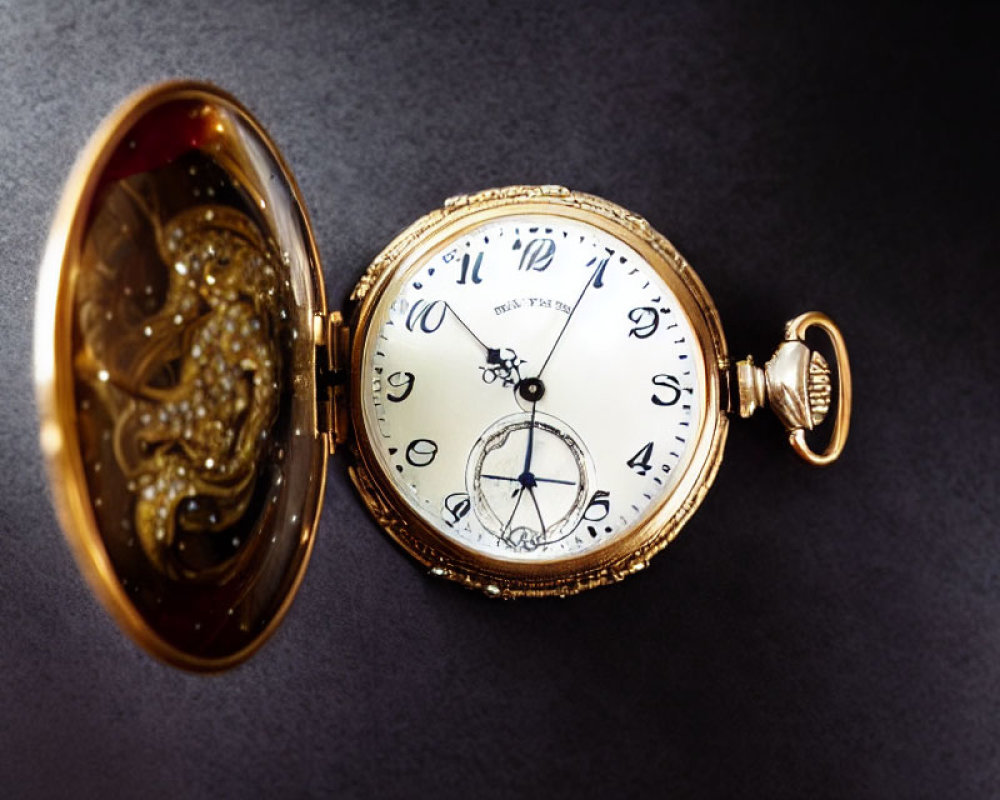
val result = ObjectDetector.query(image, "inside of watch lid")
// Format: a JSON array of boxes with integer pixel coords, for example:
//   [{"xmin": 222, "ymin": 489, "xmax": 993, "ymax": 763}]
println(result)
[{"xmin": 54, "ymin": 87, "xmax": 326, "ymax": 666}]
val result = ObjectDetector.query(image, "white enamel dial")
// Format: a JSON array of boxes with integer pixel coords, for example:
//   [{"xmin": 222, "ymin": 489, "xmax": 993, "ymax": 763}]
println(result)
[{"xmin": 360, "ymin": 213, "xmax": 703, "ymax": 563}]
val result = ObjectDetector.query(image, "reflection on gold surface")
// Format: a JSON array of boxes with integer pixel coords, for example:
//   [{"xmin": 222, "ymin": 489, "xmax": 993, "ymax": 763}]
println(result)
[
  {"xmin": 76, "ymin": 158, "xmax": 290, "ymax": 582},
  {"xmin": 38, "ymin": 84, "xmax": 327, "ymax": 667}
]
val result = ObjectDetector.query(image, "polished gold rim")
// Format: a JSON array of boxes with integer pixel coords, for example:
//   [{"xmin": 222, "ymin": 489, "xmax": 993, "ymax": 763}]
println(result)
[
  {"xmin": 34, "ymin": 80, "xmax": 329, "ymax": 671},
  {"xmin": 346, "ymin": 186, "xmax": 730, "ymax": 597}
]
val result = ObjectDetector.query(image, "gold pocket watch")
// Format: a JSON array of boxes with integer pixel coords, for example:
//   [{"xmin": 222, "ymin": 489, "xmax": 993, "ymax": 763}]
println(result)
[{"xmin": 35, "ymin": 81, "xmax": 851, "ymax": 671}]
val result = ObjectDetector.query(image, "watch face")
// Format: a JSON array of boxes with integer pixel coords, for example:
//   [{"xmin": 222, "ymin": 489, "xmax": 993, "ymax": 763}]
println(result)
[{"xmin": 358, "ymin": 209, "xmax": 707, "ymax": 566}]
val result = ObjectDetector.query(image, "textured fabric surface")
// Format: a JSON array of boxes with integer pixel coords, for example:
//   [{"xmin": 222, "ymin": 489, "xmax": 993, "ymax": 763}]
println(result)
[{"xmin": 1, "ymin": 1, "xmax": 997, "ymax": 797}]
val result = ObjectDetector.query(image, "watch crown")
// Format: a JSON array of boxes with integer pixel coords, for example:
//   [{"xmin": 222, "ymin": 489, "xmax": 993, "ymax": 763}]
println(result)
[{"xmin": 736, "ymin": 312, "xmax": 851, "ymax": 466}]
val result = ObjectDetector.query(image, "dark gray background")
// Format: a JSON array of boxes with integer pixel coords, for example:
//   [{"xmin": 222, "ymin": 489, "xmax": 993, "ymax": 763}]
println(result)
[{"xmin": 1, "ymin": 1, "xmax": 997, "ymax": 797}]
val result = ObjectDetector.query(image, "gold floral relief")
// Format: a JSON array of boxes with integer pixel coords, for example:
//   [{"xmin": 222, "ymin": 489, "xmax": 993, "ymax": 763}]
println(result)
[
  {"xmin": 38, "ymin": 86, "xmax": 327, "ymax": 667},
  {"xmin": 74, "ymin": 157, "xmax": 291, "ymax": 584}
]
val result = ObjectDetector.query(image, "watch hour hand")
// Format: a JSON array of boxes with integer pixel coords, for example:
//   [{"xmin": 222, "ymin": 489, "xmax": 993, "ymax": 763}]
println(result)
[
  {"xmin": 481, "ymin": 347, "xmax": 525, "ymax": 388},
  {"xmin": 442, "ymin": 303, "xmax": 525, "ymax": 388},
  {"xmin": 444, "ymin": 301, "xmax": 490, "ymax": 352}
]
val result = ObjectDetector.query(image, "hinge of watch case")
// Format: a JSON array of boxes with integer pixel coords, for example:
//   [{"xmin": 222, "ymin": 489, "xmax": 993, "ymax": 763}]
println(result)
[{"xmin": 315, "ymin": 311, "xmax": 350, "ymax": 453}]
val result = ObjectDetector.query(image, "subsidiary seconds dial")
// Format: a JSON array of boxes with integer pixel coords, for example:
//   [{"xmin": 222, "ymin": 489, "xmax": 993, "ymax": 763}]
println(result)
[{"xmin": 360, "ymin": 212, "xmax": 702, "ymax": 563}]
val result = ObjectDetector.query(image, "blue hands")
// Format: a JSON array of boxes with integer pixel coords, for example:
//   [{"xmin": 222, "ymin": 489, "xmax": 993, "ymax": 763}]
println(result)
[{"xmin": 520, "ymin": 402, "xmax": 538, "ymax": 487}]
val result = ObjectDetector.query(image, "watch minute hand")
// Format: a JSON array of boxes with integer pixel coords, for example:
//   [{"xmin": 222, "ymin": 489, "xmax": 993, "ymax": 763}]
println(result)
[{"xmin": 535, "ymin": 263, "xmax": 598, "ymax": 380}]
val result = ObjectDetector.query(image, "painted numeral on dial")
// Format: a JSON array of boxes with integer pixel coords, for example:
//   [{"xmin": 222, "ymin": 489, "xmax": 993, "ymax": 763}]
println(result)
[
  {"xmin": 406, "ymin": 299, "xmax": 446, "ymax": 333},
  {"xmin": 583, "ymin": 489, "xmax": 611, "ymax": 539},
  {"xmin": 651, "ymin": 374, "xmax": 681, "ymax": 406},
  {"xmin": 583, "ymin": 490, "xmax": 610, "ymax": 520},
  {"xmin": 586, "ymin": 254, "xmax": 611, "ymax": 288},
  {"xmin": 405, "ymin": 439, "xmax": 438, "ymax": 467},
  {"xmin": 457, "ymin": 252, "xmax": 483, "ymax": 284},
  {"xmin": 626, "ymin": 441, "xmax": 654, "ymax": 476},
  {"xmin": 628, "ymin": 307, "xmax": 659, "ymax": 339},
  {"xmin": 518, "ymin": 238, "xmax": 555, "ymax": 271},
  {"xmin": 443, "ymin": 492, "xmax": 471, "ymax": 526},
  {"xmin": 386, "ymin": 371, "xmax": 415, "ymax": 402}
]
